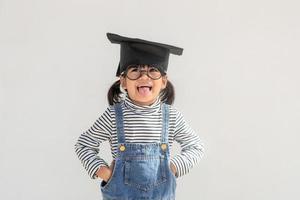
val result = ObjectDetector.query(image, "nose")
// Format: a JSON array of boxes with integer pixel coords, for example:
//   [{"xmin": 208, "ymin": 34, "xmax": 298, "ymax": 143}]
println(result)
[
  {"xmin": 139, "ymin": 70, "xmax": 149, "ymax": 79},
  {"xmin": 137, "ymin": 65, "xmax": 150, "ymax": 79}
]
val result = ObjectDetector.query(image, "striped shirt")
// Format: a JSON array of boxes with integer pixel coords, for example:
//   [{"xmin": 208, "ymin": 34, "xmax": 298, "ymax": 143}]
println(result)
[{"xmin": 74, "ymin": 96, "xmax": 204, "ymax": 179}]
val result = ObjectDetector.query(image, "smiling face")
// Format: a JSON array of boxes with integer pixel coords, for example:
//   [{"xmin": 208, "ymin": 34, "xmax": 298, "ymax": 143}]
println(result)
[{"xmin": 120, "ymin": 65, "xmax": 168, "ymax": 106}]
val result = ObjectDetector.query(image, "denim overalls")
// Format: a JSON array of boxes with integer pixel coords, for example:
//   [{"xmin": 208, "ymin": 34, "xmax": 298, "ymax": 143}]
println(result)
[{"xmin": 100, "ymin": 102, "xmax": 177, "ymax": 200}]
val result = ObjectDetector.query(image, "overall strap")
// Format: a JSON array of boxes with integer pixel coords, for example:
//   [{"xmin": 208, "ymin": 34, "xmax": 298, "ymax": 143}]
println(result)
[
  {"xmin": 161, "ymin": 103, "xmax": 170, "ymax": 144},
  {"xmin": 114, "ymin": 103, "xmax": 126, "ymax": 144}
]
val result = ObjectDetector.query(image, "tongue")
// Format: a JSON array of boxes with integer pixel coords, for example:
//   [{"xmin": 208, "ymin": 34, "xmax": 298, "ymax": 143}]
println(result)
[{"xmin": 138, "ymin": 87, "xmax": 151, "ymax": 96}]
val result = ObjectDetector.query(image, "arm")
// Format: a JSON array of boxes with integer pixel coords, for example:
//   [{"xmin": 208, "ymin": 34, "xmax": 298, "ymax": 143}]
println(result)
[
  {"xmin": 170, "ymin": 110, "xmax": 204, "ymax": 177},
  {"xmin": 74, "ymin": 107, "xmax": 112, "ymax": 179}
]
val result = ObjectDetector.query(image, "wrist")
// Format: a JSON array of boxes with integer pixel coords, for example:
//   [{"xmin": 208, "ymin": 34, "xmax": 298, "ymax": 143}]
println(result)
[{"xmin": 170, "ymin": 163, "xmax": 177, "ymax": 176}]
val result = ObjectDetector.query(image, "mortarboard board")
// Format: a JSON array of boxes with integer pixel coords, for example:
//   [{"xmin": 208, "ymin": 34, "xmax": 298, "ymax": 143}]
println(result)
[{"xmin": 107, "ymin": 33, "xmax": 184, "ymax": 77}]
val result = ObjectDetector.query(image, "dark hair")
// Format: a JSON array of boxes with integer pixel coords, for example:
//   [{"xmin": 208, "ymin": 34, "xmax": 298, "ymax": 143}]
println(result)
[{"xmin": 107, "ymin": 76, "xmax": 175, "ymax": 105}]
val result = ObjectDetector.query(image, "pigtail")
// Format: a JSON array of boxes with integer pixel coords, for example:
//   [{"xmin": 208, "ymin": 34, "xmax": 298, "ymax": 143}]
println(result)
[
  {"xmin": 107, "ymin": 80, "xmax": 123, "ymax": 105},
  {"xmin": 160, "ymin": 80, "xmax": 175, "ymax": 105}
]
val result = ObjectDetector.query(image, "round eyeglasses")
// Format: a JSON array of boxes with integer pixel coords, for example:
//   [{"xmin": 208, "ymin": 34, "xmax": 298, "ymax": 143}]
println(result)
[{"xmin": 123, "ymin": 65, "xmax": 163, "ymax": 80}]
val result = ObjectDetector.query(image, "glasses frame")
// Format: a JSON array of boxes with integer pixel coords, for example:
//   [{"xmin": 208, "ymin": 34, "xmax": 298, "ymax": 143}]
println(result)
[{"xmin": 123, "ymin": 64, "xmax": 163, "ymax": 80}]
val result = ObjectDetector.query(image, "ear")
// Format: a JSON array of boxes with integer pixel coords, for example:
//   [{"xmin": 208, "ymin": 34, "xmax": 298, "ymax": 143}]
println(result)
[
  {"xmin": 161, "ymin": 75, "xmax": 168, "ymax": 90},
  {"xmin": 120, "ymin": 76, "xmax": 127, "ymax": 90}
]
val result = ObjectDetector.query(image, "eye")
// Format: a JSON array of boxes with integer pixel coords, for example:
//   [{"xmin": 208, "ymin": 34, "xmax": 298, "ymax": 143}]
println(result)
[
  {"xmin": 127, "ymin": 65, "xmax": 139, "ymax": 72},
  {"xmin": 149, "ymin": 67, "xmax": 160, "ymax": 72}
]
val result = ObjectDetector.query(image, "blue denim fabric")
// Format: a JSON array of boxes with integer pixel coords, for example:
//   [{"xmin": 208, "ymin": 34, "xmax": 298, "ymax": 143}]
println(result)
[{"xmin": 100, "ymin": 103, "xmax": 177, "ymax": 200}]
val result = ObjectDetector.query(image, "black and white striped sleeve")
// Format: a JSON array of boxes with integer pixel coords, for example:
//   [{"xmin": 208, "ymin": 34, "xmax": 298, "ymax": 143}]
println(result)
[
  {"xmin": 170, "ymin": 109, "xmax": 204, "ymax": 177},
  {"xmin": 74, "ymin": 107, "xmax": 112, "ymax": 179}
]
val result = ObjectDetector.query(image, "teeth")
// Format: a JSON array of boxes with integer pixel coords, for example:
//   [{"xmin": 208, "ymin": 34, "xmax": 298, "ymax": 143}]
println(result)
[
  {"xmin": 138, "ymin": 86, "xmax": 151, "ymax": 88},
  {"xmin": 137, "ymin": 86, "xmax": 152, "ymax": 91}
]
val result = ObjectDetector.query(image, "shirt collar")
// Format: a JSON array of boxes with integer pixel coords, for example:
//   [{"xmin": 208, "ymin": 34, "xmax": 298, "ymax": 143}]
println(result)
[{"xmin": 123, "ymin": 95, "xmax": 162, "ymax": 115}]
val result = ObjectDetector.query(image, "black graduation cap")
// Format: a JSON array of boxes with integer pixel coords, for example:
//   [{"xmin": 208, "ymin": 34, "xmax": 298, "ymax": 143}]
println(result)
[{"xmin": 107, "ymin": 33, "xmax": 183, "ymax": 76}]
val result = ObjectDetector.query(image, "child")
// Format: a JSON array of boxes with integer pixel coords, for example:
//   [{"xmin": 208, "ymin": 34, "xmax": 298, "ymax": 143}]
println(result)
[{"xmin": 75, "ymin": 33, "xmax": 204, "ymax": 200}]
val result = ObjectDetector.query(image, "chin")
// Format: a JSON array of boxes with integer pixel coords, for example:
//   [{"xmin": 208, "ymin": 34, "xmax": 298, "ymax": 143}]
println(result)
[{"xmin": 133, "ymin": 98, "xmax": 156, "ymax": 106}]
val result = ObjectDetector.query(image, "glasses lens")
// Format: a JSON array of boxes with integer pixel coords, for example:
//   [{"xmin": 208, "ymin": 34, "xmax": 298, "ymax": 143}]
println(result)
[
  {"xmin": 125, "ymin": 65, "xmax": 162, "ymax": 80},
  {"xmin": 126, "ymin": 65, "xmax": 140, "ymax": 80},
  {"xmin": 148, "ymin": 67, "xmax": 162, "ymax": 79}
]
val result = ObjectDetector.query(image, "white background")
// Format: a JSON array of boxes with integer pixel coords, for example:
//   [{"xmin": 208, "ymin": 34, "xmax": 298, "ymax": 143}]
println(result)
[{"xmin": 1, "ymin": 0, "xmax": 299, "ymax": 199}]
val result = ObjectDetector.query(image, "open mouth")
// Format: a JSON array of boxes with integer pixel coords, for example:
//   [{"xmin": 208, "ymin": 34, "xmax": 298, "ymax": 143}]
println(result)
[{"xmin": 137, "ymin": 86, "xmax": 152, "ymax": 95}]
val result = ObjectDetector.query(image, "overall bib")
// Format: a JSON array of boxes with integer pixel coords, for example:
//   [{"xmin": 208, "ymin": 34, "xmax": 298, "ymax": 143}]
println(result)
[{"xmin": 100, "ymin": 103, "xmax": 177, "ymax": 200}]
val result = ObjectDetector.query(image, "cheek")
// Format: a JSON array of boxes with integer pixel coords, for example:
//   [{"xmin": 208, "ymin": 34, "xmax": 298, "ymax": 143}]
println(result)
[
  {"xmin": 121, "ymin": 78, "xmax": 133, "ymax": 90},
  {"xmin": 155, "ymin": 79, "xmax": 167, "ymax": 89},
  {"xmin": 126, "ymin": 82, "xmax": 137, "ymax": 92},
  {"xmin": 152, "ymin": 84, "xmax": 164, "ymax": 93}
]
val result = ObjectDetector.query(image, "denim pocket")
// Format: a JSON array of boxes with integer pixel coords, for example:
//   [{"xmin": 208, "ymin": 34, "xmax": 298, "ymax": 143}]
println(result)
[
  {"xmin": 168, "ymin": 163, "xmax": 177, "ymax": 181},
  {"xmin": 124, "ymin": 156, "xmax": 167, "ymax": 191},
  {"xmin": 100, "ymin": 162, "xmax": 117, "ymax": 191}
]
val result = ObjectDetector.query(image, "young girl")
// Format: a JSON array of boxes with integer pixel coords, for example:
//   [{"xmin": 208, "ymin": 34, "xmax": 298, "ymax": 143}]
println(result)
[{"xmin": 75, "ymin": 33, "xmax": 204, "ymax": 200}]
